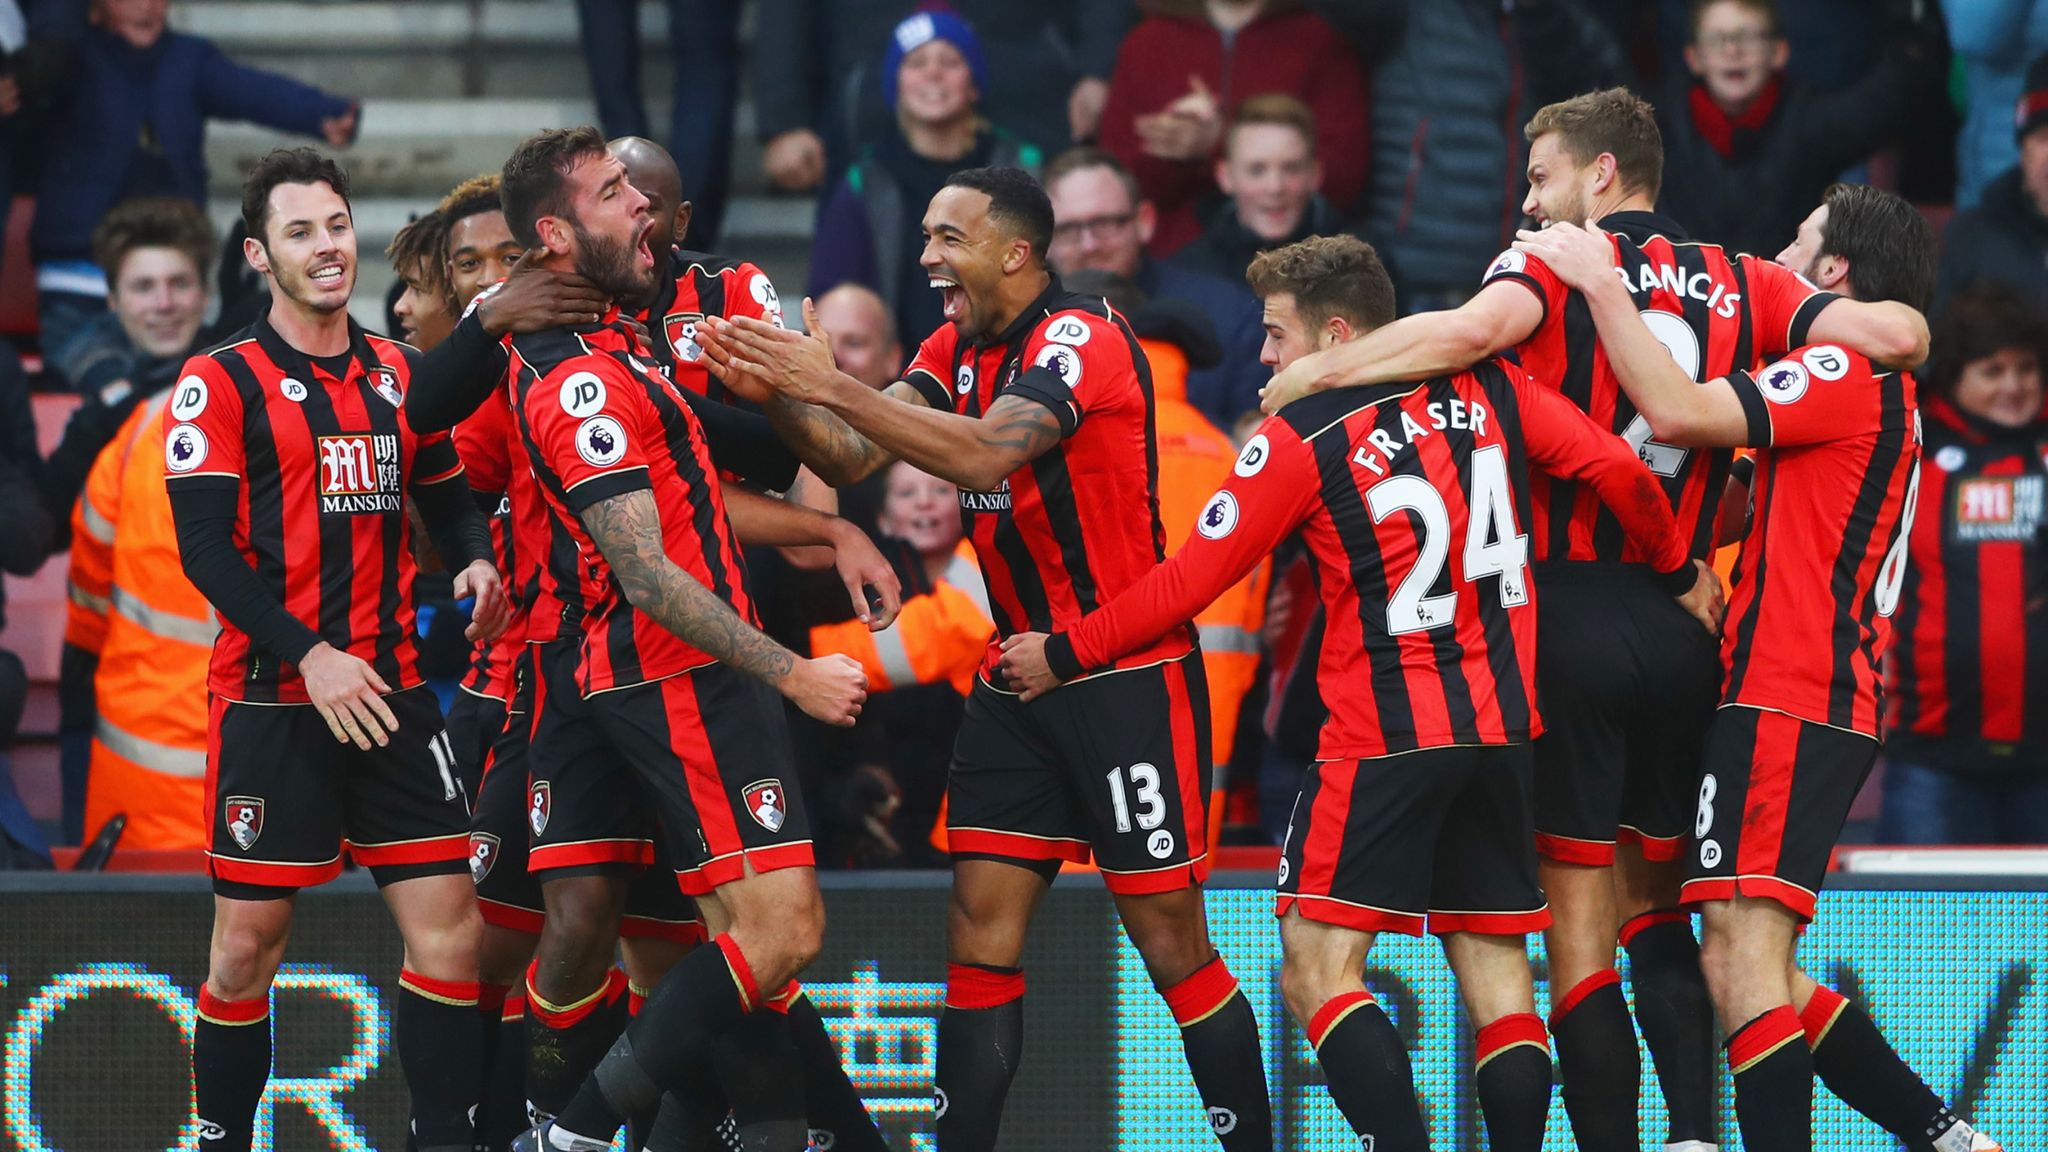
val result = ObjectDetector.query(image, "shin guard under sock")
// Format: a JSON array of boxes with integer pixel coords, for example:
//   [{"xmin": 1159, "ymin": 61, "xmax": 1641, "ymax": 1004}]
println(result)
[
  {"xmin": 1160, "ymin": 953, "xmax": 1273, "ymax": 1150},
  {"xmin": 1802, "ymin": 985, "xmax": 1986, "ymax": 1151},
  {"xmin": 1623, "ymin": 910, "xmax": 1718, "ymax": 1146},
  {"xmin": 194, "ymin": 988, "xmax": 272, "ymax": 1152},
  {"xmin": 1728, "ymin": 1006, "xmax": 1813, "ymax": 1152},
  {"xmin": 525, "ymin": 964, "xmax": 630, "ymax": 1120},
  {"xmin": 1306, "ymin": 991, "xmax": 1428, "ymax": 1152},
  {"xmin": 396, "ymin": 970, "xmax": 487, "ymax": 1152},
  {"xmin": 934, "ymin": 963, "xmax": 1026, "ymax": 1152},
  {"xmin": 1474, "ymin": 1013, "xmax": 1553, "ymax": 1152},
  {"xmin": 1550, "ymin": 969, "xmax": 1641, "ymax": 1152},
  {"xmin": 786, "ymin": 991, "xmax": 889, "ymax": 1152}
]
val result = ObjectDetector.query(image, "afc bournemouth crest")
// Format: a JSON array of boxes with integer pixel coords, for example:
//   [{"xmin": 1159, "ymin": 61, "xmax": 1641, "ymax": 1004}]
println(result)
[
  {"xmin": 528, "ymin": 782, "xmax": 551, "ymax": 836},
  {"xmin": 469, "ymin": 832, "xmax": 500, "ymax": 884},
  {"xmin": 742, "ymin": 780, "xmax": 787, "ymax": 832},
  {"xmin": 369, "ymin": 366, "xmax": 403, "ymax": 407},
  {"xmin": 225, "ymin": 796, "xmax": 264, "ymax": 851},
  {"xmin": 664, "ymin": 311, "xmax": 706, "ymax": 364}
]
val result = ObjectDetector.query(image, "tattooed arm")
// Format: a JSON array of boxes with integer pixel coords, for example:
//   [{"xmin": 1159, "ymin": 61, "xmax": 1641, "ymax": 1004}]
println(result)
[
  {"xmin": 756, "ymin": 383, "xmax": 922, "ymax": 487},
  {"xmin": 579, "ymin": 488, "xmax": 868, "ymax": 724}
]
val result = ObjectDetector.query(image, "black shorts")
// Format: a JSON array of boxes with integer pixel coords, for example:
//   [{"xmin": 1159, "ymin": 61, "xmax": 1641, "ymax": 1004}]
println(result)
[
  {"xmin": 1532, "ymin": 563, "xmax": 1720, "ymax": 865},
  {"xmin": 947, "ymin": 653, "xmax": 1211, "ymax": 895},
  {"xmin": 471, "ymin": 676, "xmax": 542, "ymax": 932},
  {"xmin": 1276, "ymin": 744, "xmax": 1550, "ymax": 936},
  {"xmin": 204, "ymin": 684, "xmax": 470, "ymax": 892},
  {"xmin": 1681, "ymin": 705, "xmax": 1878, "ymax": 922},
  {"xmin": 446, "ymin": 687, "xmax": 509, "ymax": 801}
]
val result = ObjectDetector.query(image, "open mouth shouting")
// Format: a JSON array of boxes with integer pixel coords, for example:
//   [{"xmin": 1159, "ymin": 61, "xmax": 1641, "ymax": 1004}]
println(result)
[{"xmin": 931, "ymin": 273, "xmax": 965, "ymax": 322}]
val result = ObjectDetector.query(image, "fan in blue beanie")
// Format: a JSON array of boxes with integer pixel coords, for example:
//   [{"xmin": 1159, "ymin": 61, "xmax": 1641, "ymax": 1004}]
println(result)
[{"xmin": 883, "ymin": 7, "xmax": 989, "ymax": 108}]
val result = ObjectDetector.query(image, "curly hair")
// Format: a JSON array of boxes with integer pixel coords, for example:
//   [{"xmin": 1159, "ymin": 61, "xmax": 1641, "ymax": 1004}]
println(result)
[
  {"xmin": 1245, "ymin": 234, "xmax": 1396, "ymax": 334},
  {"xmin": 92, "ymin": 197, "xmax": 216, "ymax": 285}
]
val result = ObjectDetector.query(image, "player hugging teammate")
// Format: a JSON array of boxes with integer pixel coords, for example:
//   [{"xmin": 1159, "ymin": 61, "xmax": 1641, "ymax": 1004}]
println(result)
[{"xmin": 171, "ymin": 83, "xmax": 2008, "ymax": 1152}]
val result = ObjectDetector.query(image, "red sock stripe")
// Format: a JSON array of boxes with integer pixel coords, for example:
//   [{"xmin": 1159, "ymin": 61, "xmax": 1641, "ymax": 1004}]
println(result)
[
  {"xmin": 1475, "ymin": 1012, "xmax": 1549, "ymax": 1069},
  {"xmin": 502, "ymin": 991, "xmax": 527, "ymax": 1025},
  {"xmin": 196, "ymin": 987, "xmax": 269, "ymax": 1026},
  {"xmin": 524, "ymin": 963, "xmax": 627, "ymax": 1028},
  {"xmin": 1618, "ymin": 908, "xmax": 1690, "ymax": 949},
  {"xmin": 399, "ymin": 969, "xmax": 481, "ymax": 1008},
  {"xmin": 714, "ymin": 933, "xmax": 761, "ymax": 1013},
  {"xmin": 477, "ymin": 982, "xmax": 511, "ymax": 1014},
  {"xmin": 628, "ymin": 983, "xmax": 650, "ymax": 1018},
  {"xmin": 1307, "ymin": 990, "xmax": 1376, "ymax": 1050},
  {"xmin": 1160, "ymin": 955, "xmax": 1240, "ymax": 1028},
  {"xmin": 1549, "ymin": 968, "xmax": 1621, "ymax": 1027},
  {"xmin": 1799, "ymin": 985, "xmax": 1848, "ymax": 1047},
  {"xmin": 1728, "ymin": 1005, "xmax": 1805, "ymax": 1074},
  {"xmin": 945, "ymin": 964, "xmax": 1025, "ymax": 1010}
]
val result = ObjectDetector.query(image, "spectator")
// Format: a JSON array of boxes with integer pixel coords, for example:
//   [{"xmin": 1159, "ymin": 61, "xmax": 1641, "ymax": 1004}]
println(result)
[
  {"xmin": 1940, "ymin": 52, "xmax": 2048, "ymax": 317},
  {"xmin": 1948, "ymin": 0, "xmax": 2048, "ymax": 209},
  {"xmin": 1882, "ymin": 284, "xmax": 2048, "ymax": 844},
  {"xmin": 30, "ymin": 0, "xmax": 355, "ymax": 356},
  {"xmin": 1656, "ymin": 0, "xmax": 1940, "ymax": 259},
  {"xmin": 574, "ymin": 1, "xmax": 737, "ymax": 249},
  {"xmin": 1045, "ymin": 147, "xmax": 1265, "ymax": 426},
  {"xmin": 753, "ymin": 0, "xmax": 1128, "ymax": 196},
  {"xmin": 806, "ymin": 9, "xmax": 1042, "ymax": 355},
  {"xmin": 1169, "ymin": 96, "xmax": 1347, "ymax": 285},
  {"xmin": 0, "ymin": 338, "xmax": 53, "ymax": 860},
  {"xmin": 47, "ymin": 196, "xmax": 213, "ymax": 846},
  {"xmin": 1097, "ymin": 0, "xmax": 1370, "ymax": 255},
  {"xmin": 1359, "ymin": 0, "xmax": 1628, "ymax": 311},
  {"xmin": 815, "ymin": 282, "xmax": 904, "ymax": 392}
]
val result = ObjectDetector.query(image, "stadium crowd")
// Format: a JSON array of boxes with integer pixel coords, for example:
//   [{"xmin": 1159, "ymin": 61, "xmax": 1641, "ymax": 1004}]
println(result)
[{"xmin": 2, "ymin": 0, "xmax": 2036, "ymax": 871}]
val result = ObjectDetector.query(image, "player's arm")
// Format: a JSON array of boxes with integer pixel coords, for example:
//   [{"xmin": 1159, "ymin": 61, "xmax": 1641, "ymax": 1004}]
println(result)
[
  {"xmin": 1259, "ymin": 278, "xmax": 1543, "ymax": 414},
  {"xmin": 404, "ymin": 255, "xmax": 609, "ymax": 432},
  {"xmin": 723, "ymin": 485, "xmax": 903, "ymax": 628},
  {"xmin": 577, "ymin": 488, "xmax": 867, "ymax": 725},
  {"xmin": 1802, "ymin": 296, "xmax": 1928, "ymax": 370},
  {"xmin": 408, "ymin": 434, "xmax": 508, "ymax": 642},
  {"xmin": 999, "ymin": 430, "xmax": 1319, "ymax": 700},
  {"xmin": 678, "ymin": 388, "xmax": 802, "ymax": 491}
]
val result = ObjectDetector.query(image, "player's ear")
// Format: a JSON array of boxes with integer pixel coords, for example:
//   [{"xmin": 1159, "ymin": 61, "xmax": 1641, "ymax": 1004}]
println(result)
[
  {"xmin": 673, "ymin": 201, "xmax": 693, "ymax": 246},
  {"xmin": 242, "ymin": 235, "xmax": 270, "ymax": 277},
  {"xmin": 1004, "ymin": 237, "xmax": 1031, "ymax": 275},
  {"xmin": 1322, "ymin": 315, "xmax": 1353, "ymax": 349},
  {"xmin": 1592, "ymin": 152, "xmax": 1620, "ymax": 197},
  {"xmin": 534, "ymin": 215, "xmax": 572, "ymax": 256}
]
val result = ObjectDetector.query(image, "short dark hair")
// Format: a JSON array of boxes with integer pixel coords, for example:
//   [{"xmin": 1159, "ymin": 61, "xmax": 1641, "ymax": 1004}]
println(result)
[
  {"xmin": 1524, "ymin": 88, "xmax": 1664, "ymax": 201},
  {"xmin": 1043, "ymin": 147, "xmax": 1141, "ymax": 208},
  {"xmin": 437, "ymin": 173, "xmax": 505, "ymax": 230},
  {"xmin": 93, "ymin": 197, "xmax": 215, "ymax": 285},
  {"xmin": 386, "ymin": 210, "xmax": 452, "ymax": 307},
  {"xmin": 942, "ymin": 167, "xmax": 1055, "ymax": 266},
  {"xmin": 1927, "ymin": 283, "xmax": 2048, "ymax": 400},
  {"xmin": 500, "ymin": 125, "xmax": 608, "ymax": 248},
  {"xmin": 1245, "ymin": 234, "xmax": 1397, "ymax": 335},
  {"xmin": 241, "ymin": 147, "xmax": 352, "ymax": 245},
  {"xmin": 1816, "ymin": 183, "xmax": 1936, "ymax": 313},
  {"xmin": 1688, "ymin": 0, "xmax": 1781, "ymax": 40}
]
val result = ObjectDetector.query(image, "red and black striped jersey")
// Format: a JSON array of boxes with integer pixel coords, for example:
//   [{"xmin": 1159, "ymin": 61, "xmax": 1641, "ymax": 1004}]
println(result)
[
  {"xmin": 1482, "ymin": 211, "xmax": 1838, "ymax": 565},
  {"xmin": 1047, "ymin": 358, "xmax": 1689, "ymax": 760},
  {"xmin": 903, "ymin": 281, "xmax": 1192, "ymax": 678},
  {"xmin": 1886, "ymin": 397, "xmax": 2048, "ymax": 747},
  {"xmin": 642, "ymin": 247, "xmax": 784, "ymax": 401},
  {"xmin": 164, "ymin": 316, "xmax": 462, "ymax": 702},
  {"xmin": 1722, "ymin": 344, "xmax": 1920, "ymax": 736},
  {"xmin": 451, "ymin": 389, "xmax": 522, "ymax": 701},
  {"xmin": 509, "ymin": 313, "xmax": 755, "ymax": 694}
]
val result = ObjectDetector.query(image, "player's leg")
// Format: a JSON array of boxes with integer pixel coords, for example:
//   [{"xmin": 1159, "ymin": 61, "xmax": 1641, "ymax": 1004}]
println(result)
[
  {"xmin": 470, "ymin": 685, "xmax": 542, "ymax": 1152},
  {"xmin": 1538, "ymin": 855, "xmax": 1638, "ymax": 1152},
  {"xmin": 196, "ymin": 891, "xmax": 295, "ymax": 1152},
  {"xmin": 353, "ymin": 684, "xmax": 492, "ymax": 1152},
  {"xmin": 1430, "ymin": 745, "xmax": 1554, "ymax": 1152},
  {"xmin": 1616, "ymin": 847, "xmax": 1718, "ymax": 1152},
  {"xmin": 1699, "ymin": 895, "xmax": 1808, "ymax": 1152},
  {"xmin": 1084, "ymin": 655, "xmax": 1271, "ymax": 1151},
  {"xmin": 1278, "ymin": 911, "xmax": 1424, "ymax": 1150},
  {"xmin": 1786, "ymin": 966, "xmax": 2001, "ymax": 1151}
]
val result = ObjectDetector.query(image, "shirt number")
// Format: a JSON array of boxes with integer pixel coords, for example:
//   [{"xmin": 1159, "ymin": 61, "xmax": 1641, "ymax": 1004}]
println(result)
[
  {"xmin": 1365, "ymin": 445, "xmax": 1530, "ymax": 634},
  {"xmin": 1106, "ymin": 762, "xmax": 1165, "ymax": 833},
  {"xmin": 1872, "ymin": 455, "xmax": 1921, "ymax": 617}
]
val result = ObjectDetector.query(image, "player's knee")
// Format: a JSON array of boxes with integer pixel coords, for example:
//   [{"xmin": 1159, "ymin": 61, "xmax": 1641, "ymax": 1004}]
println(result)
[
  {"xmin": 946, "ymin": 890, "xmax": 1027, "ymax": 966},
  {"xmin": 1278, "ymin": 951, "xmax": 1340, "ymax": 1028},
  {"xmin": 208, "ymin": 924, "xmax": 287, "ymax": 1000},
  {"xmin": 403, "ymin": 902, "xmax": 483, "ymax": 982},
  {"xmin": 1695, "ymin": 918, "xmax": 1744, "ymax": 1004}
]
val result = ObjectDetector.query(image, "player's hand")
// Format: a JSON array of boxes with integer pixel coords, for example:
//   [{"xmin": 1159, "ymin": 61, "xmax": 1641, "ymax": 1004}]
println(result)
[
  {"xmin": 702, "ymin": 298, "xmax": 841, "ymax": 404},
  {"xmin": 1512, "ymin": 221, "xmax": 1617, "ymax": 294},
  {"xmin": 1260, "ymin": 346, "xmax": 1330, "ymax": 415},
  {"xmin": 692, "ymin": 321, "xmax": 777, "ymax": 405},
  {"xmin": 763, "ymin": 128, "xmax": 827, "ymax": 193},
  {"xmin": 781, "ymin": 654, "xmax": 868, "ymax": 727},
  {"xmin": 454, "ymin": 560, "xmax": 509, "ymax": 642},
  {"xmin": 997, "ymin": 632, "xmax": 1064, "ymax": 702},
  {"xmin": 826, "ymin": 518, "xmax": 903, "ymax": 630},
  {"xmin": 299, "ymin": 642, "xmax": 399, "ymax": 749},
  {"xmin": 1674, "ymin": 559, "xmax": 1727, "ymax": 638},
  {"xmin": 476, "ymin": 250, "xmax": 609, "ymax": 335}
]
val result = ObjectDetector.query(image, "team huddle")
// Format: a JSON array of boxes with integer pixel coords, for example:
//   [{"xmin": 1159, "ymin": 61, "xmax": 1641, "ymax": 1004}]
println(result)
[{"xmin": 166, "ymin": 84, "xmax": 1996, "ymax": 1152}]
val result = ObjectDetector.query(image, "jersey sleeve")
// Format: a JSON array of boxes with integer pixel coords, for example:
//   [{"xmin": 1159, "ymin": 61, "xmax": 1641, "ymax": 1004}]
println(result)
[
  {"xmin": 903, "ymin": 325, "xmax": 959, "ymax": 411},
  {"xmin": 161, "ymin": 355, "xmax": 246, "ymax": 490},
  {"xmin": 1742, "ymin": 255, "xmax": 1841, "ymax": 358},
  {"xmin": 522, "ymin": 355, "xmax": 658, "ymax": 512},
  {"xmin": 1727, "ymin": 344, "xmax": 1882, "ymax": 447},
  {"xmin": 1048, "ymin": 419, "xmax": 1320, "ymax": 679},
  {"xmin": 729, "ymin": 264, "xmax": 786, "ymax": 329},
  {"xmin": 1502, "ymin": 362, "xmax": 1691, "ymax": 576},
  {"xmin": 1003, "ymin": 309, "xmax": 1131, "ymax": 438},
  {"xmin": 1479, "ymin": 247, "xmax": 1569, "ymax": 322},
  {"xmin": 452, "ymin": 391, "xmax": 514, "ymax": 498}
]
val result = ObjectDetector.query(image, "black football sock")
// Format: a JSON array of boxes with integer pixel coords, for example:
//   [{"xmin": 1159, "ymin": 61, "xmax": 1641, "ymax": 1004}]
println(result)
[
  {"xmin": 550, "ymin": 934, "xmax": 762, "ymax": 1148},
  {"xmin": 718, "ymin": 1002, "xmax": 807, "ymax": 1152},
  {"xmin": 1160, "ymin": 953, "xmax": 1274, "ymax": 1150},
  {"xmin": 396, "ymin": 970, "xmax": 488, "ymax": 1152},
  {"xmin": 934, "ymin": 963, "xmax": 1026, "ymax": 1152},
  {"xmin": 1727, "ymin": 1006, "xmax": 1812, "ymax": 1152},
  {"xmin": 1623, "ymin": 910, "xmax": 1719, "ymax": 1146},
  {"xmin": 1801, "ymin": 985, "xmax": 1987, "ymax": 1150},
  {"xmin": 477, "ymin": 984, "xmax": 524, "ymax": 1151},
  {"xmin": 786, "ymin": 990, "xmax": 889, "ymax": 1152},
  {"xmin": 194, "ymin": 988, "xmax": 273, "ymax": 1152},
  {"xmin": 1306, "ymin": 991, "xmax": 1429, "ymax": 1152},
  {"xmin": 1474, "ymin": 1013, "xmax": 1553, "ymax": 1152},
  {"xmin": 636, "ymin": 1088, "xmax": 731, "ymax": 1152},
  {"xmin": 1549, "ymin": 969, "xmax": 1640, "ymax": 1152},
  {"xmin": 525, "ymin": 964, "xmax": 630, "ymax": 1121}
]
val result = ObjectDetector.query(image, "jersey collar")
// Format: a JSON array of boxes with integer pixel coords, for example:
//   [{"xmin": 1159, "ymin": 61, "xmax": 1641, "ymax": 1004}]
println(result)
[
  {"xmin": 980, "ymin": 274, "xmax": 1067, "ymax": 350},
  {"xmin": 1595, "ymin": 210, "xmax": 1691, "ymax": 246},
  {"xmin": 252, "ymin": 310, "xmax": 385, "ymax": 387}
]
